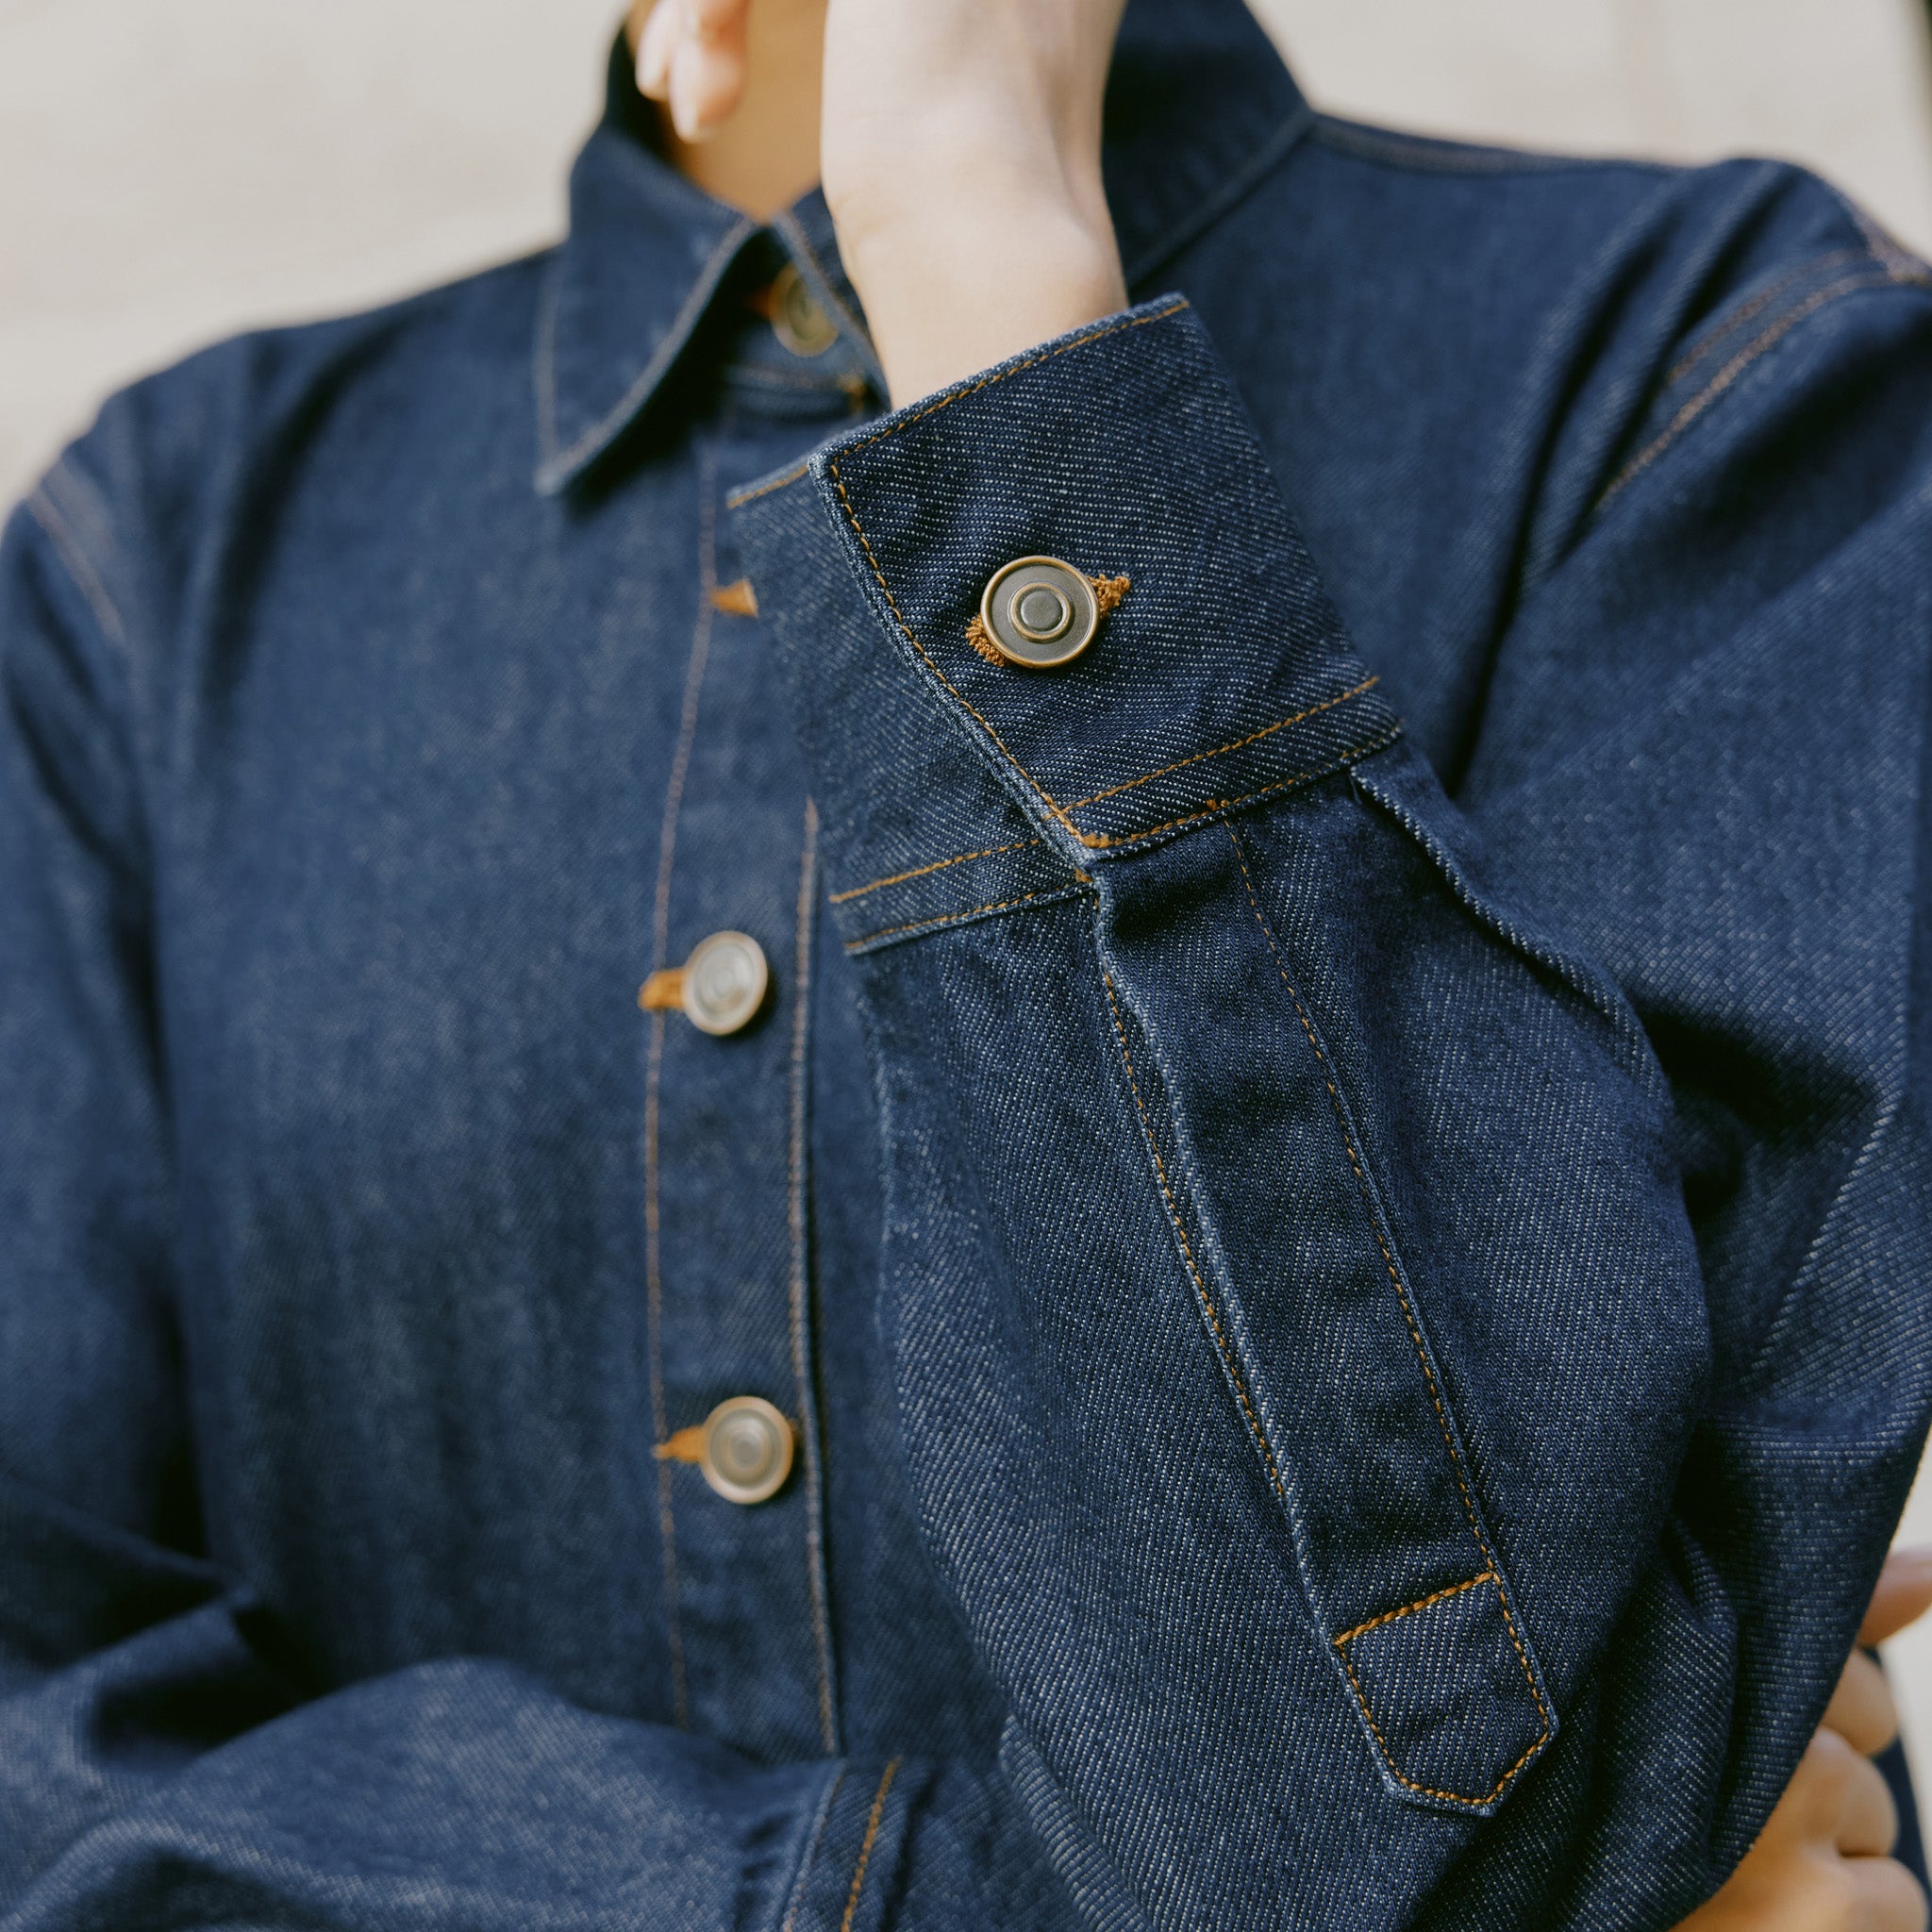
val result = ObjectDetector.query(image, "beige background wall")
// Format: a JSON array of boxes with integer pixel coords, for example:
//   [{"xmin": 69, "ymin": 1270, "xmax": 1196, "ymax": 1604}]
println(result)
[{"xmin": 7, "ymin": 0, "xmax": 1932, "ymax": 1784}]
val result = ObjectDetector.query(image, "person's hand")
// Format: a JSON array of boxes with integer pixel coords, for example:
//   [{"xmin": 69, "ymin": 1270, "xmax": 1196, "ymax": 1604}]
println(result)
[
  {"xmin": 1676, "ymin": 1548, "xmax": 1932, "ymax": 1931},
  {"xmin": 635, "ymin": 0, "xmax": 1131, "ymax": 405}
]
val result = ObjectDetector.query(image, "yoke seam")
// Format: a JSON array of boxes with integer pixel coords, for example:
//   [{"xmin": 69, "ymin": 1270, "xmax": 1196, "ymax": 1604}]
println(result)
[
  {"xmin": 1600, "ymin": 266, "xmax": 1928, "ymax": 506},
  {"xmin": 1662, "ymin": 246, "xmax": 1867, "ymax": 385},
  {"xmin": 1312, "ymin": 117, "xmax": 1659, "ymax": 177},
  {"xmin": 1226, "ymin": 824, "xmax": 1550, "ymax": 1807}
]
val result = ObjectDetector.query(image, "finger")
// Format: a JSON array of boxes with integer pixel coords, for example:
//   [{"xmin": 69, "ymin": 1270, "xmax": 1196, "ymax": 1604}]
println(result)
[
  {"xmin": 1826, "ymin": 1648, "xmax": 1902, "ymax": 1757},
  {"xmin": 685, "ymin": 0, "xmax": 752, "ymax": 46},
  {"xmin": 635, "ymin": 0, "xmax": 679, "ymax": 99},
  {"xmin": 1835, "ymin": 1742, "xmax": 1901, "ymax": 1857},
  {"xmin": 1776, "ymin": 1729, "xmax": 1864, "ymax": 1844},
  {"xmin": 669, "ymin": 31, "xmax": 747, "ymax": 142},
  {"xmin": 1863, "ymin": 1547, "xmax": 1932, "ymax": 1647},
  {"xmin": 1841, "ymin": 1855, "xmax": 1930, "ymax": 1932}
]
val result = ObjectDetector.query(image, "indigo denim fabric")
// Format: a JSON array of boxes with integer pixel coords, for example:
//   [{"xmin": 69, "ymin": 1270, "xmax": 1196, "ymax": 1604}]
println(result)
[{"xmin": 5, "ymin": 2, "xmax": 1932, "ymax": 1926}]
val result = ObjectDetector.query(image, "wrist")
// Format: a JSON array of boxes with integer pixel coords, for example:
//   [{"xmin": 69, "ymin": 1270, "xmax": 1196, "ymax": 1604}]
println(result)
[{"xmin": 841, "ymin": 199, "xmax": 1128, "ymax": 405}]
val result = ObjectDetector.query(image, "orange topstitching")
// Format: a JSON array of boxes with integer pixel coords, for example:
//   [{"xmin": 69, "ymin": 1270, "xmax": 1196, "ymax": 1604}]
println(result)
[
  {"xmin": 1224, "ymin": 824, "xmax": 1550, "ymax": 1805},
  {"xmin": 839, "ymin": 1758, "xmax": 901, "ymax": 1932}
]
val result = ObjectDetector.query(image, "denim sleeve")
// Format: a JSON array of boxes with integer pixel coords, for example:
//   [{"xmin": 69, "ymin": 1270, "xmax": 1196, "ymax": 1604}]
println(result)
[
  {"xmin": 0, "ymin": 483, "xmax": 1053, "ymax": 1932},
  {"xmin": 731, "ymin": 291, "xmax": 1932, "ymax": 1929}
]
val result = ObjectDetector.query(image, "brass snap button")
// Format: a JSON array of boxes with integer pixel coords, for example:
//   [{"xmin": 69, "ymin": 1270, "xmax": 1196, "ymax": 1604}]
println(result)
[
  {"xmin": 680, "ymin": 931, "xmax": 769, "ymax": 1036},
  {"xmin": 700, "ymin": 1396, "xmax": 794, "ymax": 1505},
  {"xmin": 770, "ymin": 263, "xmax": 838, "ymax": 358},
  {"xmin": 979, "ymin": 557, "xmax": 1101, "ymax": 669}
]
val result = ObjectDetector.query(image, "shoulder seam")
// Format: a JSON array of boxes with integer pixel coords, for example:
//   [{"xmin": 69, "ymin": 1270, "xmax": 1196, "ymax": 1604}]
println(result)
[{"xmin": 1310, "ymin": 116, "xmax": 1674, "ymax": 179}]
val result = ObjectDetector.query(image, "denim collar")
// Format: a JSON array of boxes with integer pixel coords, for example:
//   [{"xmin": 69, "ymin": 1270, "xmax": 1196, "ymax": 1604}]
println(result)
[{"xmin": 533, "ymin": 0, "xmax": 1311, "ymax": 494}]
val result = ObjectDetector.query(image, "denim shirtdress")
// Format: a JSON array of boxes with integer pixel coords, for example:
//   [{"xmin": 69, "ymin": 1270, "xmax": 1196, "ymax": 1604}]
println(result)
[{"xmin": 5, "ymin": 2, "xmax": 1932, "ymax": 1925}]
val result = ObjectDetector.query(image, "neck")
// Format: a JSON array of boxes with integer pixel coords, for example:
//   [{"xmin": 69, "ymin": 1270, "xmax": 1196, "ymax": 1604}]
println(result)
[{"xmin": 625, "ymin": 0, "xmax": 828, "ymax": 221}]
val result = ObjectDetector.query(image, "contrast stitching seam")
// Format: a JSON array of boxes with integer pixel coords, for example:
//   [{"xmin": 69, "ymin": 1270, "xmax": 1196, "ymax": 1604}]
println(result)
[
  {"xmin": 642, "ymin": 449, "xmax": 721, "ymax": 1729},
  {"xmin": 1333, "ymin": 1571, "xmax": 1494, "ymax": 1647},
  {"xmin": 1311, "ymin": 118, "xmax": 1613, "ymax": 176},
  {"xmin": 824, "ymin": 302, "xmax": 1388, "ymax": 851},
  {"xmin": 836, "ymin": 449, "xmax": 1398, "ymax": 857},
  {"xmin": 828, "ymin": 456, "xmax": 1084, "ymax": 839},
  {"xmin": 815, "ymin": 305, "xmax": 1190, "ymax": 841},
  {"xmin": 1061, "ymin": 678, "xmax": 1381, "ymax": 809},
  {"xmin": 823, "ymin": 326, "xmax": 1398, "ymax": 854},
  {"xmin": 1226, "ymin": 824, "xmax": 1550, "ymax": 1806},
  {"xmin": 546, "ymin": 213, "xmax": 758, "ymax": 480},
  {"xmin": 1662, "ymin": 247, "xmax": 1866, "ymax": 385},
  {"xmin": 1844, "ymin": 195, "xmax": 1927, "ymax": 282},
  {"xmin": 839, "ymin": 300, "xmax": 1190, "ymax": 458},
  {"xmin": 1084, "ymin": 729, "xmax": 1402, "ymax": 852},
  {"xmin": 1601, "ymin": 268, "xmax": 1924, "ymax": 504},
  {"xmin": 727, "ymin": 461, "xmax": 809, "ymax": 508},
  {"xmin": 845, "ymin": 884, "xmax": 1086, "ymax": 950},
  {"xmin": 779, "ymin": 1766, "xmax": 846, "ymax": 1932},
  {"xmin": 840, "ymin": 1757, "xmax": 901, "ymax": 1932},
  {"xmin": 1102, "ymin": 974, "xmax": 1288, "ymax": 1504},
  {"xmin": 1338, "ymin": 1649, "xmax": 1550, "ymax": 1809},
  {"xmin": 822, "ymin": 306, "xmax": 1188, "ymax": 842},
  {"xmin": 829, "ymin": 839, "xmax": 1041, "ymax": 904}
]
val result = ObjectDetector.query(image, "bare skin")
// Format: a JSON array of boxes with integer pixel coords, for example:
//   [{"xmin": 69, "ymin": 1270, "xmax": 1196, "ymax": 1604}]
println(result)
[
  {"xmin": 625, "ymin": 7, "xmax": 1932, "ymax": 1924},
  {"xmin": 630, "ymin": 0, "xmax": 825, "ymax": 219},
  {"xmin": 628, "ymin": 0, "xmax": 1127, "ymax": 405},
  {"xmin": 1683, "ymin": 1551, "xmax": 1932, "ymax": 1932}
]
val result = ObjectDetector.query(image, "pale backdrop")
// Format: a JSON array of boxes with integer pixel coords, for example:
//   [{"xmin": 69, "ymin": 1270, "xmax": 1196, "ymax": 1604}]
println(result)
[{"xmin": 7, "ymin": 0, "xmax": 1932, "ymax": 1782}]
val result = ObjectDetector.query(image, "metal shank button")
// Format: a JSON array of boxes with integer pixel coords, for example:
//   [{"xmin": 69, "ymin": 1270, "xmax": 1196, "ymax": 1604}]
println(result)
[
  {"xmin": 979, "ymin": 556, "xmax": 1100, "ymax": 669},
  {"xmin": 770, "ymin": 263, "xmax": 838, "ymax": 358},
  {"xmin": 681, "ymin": 931, "xmax": 769, "ymax": 1036},
  {"xmin": 701, "ymin": 1395, "xmax": 795, "ymax": 1505}
]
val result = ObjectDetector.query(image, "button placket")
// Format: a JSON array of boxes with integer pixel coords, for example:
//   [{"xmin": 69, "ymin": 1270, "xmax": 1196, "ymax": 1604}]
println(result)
[{"xmin": 638, "ymin": 454, "xmax": 837, "ymax": 1758}]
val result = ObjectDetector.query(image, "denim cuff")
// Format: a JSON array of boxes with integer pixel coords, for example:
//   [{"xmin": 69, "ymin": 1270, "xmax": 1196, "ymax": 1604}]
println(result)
[{"xmin": 732, "ymin": 297, "xmax": 1400, "ymax": 944}]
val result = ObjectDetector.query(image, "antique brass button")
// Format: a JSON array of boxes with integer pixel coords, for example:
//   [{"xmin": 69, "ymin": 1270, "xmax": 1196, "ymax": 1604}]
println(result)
[
  {"xmin": 979, "ymin": 556, "xmax": 1101, "ymax": 669},
  {"xmin": 700, "ymin": 1396, "xmax": 794, "ymax": 1505},
  {"xmin": 770, "ymin": 263, "xmax": 838, "ymax": 358},
  {"xmin": 681, "ymin": 931, "xmax": 769, "ymax": 1036}
]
